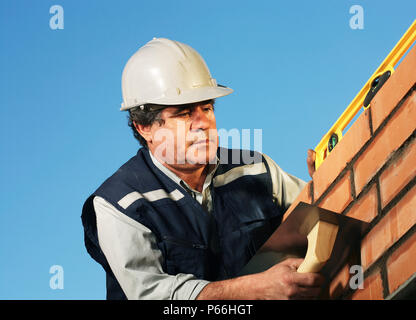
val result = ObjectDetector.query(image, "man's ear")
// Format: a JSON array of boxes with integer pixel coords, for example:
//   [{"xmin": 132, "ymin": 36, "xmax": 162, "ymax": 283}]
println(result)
[{"xmin": 134, "ymin": 121, "xmax": 153, "ymax": 144}]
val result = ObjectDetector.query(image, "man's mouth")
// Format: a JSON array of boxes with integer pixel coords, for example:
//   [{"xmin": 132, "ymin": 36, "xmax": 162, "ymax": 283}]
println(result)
[
  {"xmin": 193, "ymin": 139, "xmax": 209, "ymax": 145},
  {"xmin": 191, "ymin": 138, "xmax": 217, "ymax": 146}
]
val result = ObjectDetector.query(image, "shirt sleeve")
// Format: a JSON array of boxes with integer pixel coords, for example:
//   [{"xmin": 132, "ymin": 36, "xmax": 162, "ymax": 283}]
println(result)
[
  {"xmin": 93, "ymin": 196, "xmax": 210, "ymax": 300},
  {"xmin": 262, "ymin": 153, "xmax": 307, "ymax": 211}
]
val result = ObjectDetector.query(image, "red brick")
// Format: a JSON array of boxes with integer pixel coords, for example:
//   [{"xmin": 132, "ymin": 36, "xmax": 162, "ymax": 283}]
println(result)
[
  {"xmin": 350, "ymin": 270, "xmax": 384, "ymax": 300},
  {"xmin": 361, "ymin": 186, "xmax": 416, "ymax": 269},
  {"xmin": 354, "ymin": 91, "xmax": 416, "ymax": 195},
  {"xmin": 387, "ymin": 231, "xmax": 416, "ymax": 294},
  {"xmin": 371, "ymin": 44, "xmax": 416, "ymax": 132},
  {"xmin": 313, "ymin": 109, "xmax": 371, "ymax": 201},
  {"xmin": 346, "ymin": 184, "xmax": 378, "ymax": 223},
  {"xmin": 379, "ymin": 138, "xmax": 416, "ymax": 208},
  {"xmin": 282, "ymin": 181, "xmax": 312, "ymax": 222},
  {"xmin": 318, "ymin": 172, "xmax": 352, "ymax": 213}
]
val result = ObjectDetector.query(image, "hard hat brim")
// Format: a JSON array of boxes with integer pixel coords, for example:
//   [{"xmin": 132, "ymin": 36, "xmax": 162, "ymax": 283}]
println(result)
[{"xmin": 120, "ymin": 85, "xmax": 233, "ymax": 111}]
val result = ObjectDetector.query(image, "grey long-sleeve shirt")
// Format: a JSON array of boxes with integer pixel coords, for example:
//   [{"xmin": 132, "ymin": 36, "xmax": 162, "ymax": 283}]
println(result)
[{"xmin": 94, "ymin": 152, "xmax": 306, "ymax": 300}]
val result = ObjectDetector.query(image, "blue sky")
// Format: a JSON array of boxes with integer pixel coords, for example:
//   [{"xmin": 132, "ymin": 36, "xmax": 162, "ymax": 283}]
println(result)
[{"xmin": 0, "ymin": 0, "xmax": 415, "ymax": 299}]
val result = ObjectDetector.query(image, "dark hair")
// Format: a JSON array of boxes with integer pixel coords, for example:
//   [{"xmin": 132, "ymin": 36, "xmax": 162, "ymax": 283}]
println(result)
[
  {"xmin": 127, "ymin": 99, "xmax": 215, "ymax": 147},
  {"xmin": 127, "ymin": 104, "xmax": 165, "ymax": 148}
]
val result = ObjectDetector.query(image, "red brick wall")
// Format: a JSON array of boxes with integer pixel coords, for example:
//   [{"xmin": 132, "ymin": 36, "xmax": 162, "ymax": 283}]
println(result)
[{"xmin": 283, "ymin": 44, "xmax": 416, "ymax": 300}]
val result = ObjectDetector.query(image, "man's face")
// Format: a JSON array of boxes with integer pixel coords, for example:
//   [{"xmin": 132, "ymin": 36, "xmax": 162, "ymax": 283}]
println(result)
[{"xmin": 147, "ymin": 100, "xmax": 219, "ymax": 168}]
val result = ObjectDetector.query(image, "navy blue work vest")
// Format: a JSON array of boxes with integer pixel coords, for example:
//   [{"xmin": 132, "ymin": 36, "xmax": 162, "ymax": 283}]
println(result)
[{"xmin": 81, "ymin": 147, "xmax": 284, "ymax": 299}]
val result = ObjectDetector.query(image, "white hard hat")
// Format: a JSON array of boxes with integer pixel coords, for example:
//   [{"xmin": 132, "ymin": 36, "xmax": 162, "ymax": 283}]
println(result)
[{"xmin": 120, "ymin": 38, "xmax": 233, "ymax": 111}]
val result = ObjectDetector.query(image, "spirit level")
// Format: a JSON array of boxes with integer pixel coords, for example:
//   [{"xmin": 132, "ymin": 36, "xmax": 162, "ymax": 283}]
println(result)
[{"xmin": 315, "ymin": 19, "xmax": 416, "ymax": 170}]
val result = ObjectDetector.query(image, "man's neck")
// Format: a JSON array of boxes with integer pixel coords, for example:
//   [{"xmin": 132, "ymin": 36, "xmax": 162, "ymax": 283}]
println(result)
[
  {"xmin": 165, "ymin": 163, "xmax": 211, "ymax": 193},
  {"xmin": 149, "ymin": 152, "xmax": 212, "ymax": 192}
]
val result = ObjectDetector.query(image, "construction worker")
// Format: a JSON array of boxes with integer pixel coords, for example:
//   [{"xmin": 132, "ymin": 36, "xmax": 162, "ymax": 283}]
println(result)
[{"xmin": 81, "ymin": 38, "xmax": 323, "ymax": 300}]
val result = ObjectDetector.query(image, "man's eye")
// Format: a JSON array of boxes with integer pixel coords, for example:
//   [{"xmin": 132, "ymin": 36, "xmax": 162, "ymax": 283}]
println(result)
[{"xmin": 177, "ymin": 112, "xmax": 190, "ymax": 117}]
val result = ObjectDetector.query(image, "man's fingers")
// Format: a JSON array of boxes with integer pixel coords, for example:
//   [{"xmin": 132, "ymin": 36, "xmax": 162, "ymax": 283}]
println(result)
[
  {"xmin": 280, "ymin": 258, "xmax": 326, "ymax": 286},
  {"xmin": 307, "ymin": 149, "xmax": 316, "ymax": 162},
  {"xmin": 270, "ymin": 258, "xmax": 325, "ymax": 300},
  {"xmin": 281, "ymin": 258, "xmax": 305, "ymax": 270},
  {"xmin": 307, "ymin": 149, "xmax": 316, "ymax": 177},
  {"xmin": 292, "ymin": 271, "xmax": 326, "ymax": 287}
]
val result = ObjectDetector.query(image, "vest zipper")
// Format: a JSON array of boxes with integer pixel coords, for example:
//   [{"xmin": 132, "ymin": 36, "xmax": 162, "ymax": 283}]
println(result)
[{"xmin": 162, "ymin": 236, "xmax": 207, "ymax": 249}]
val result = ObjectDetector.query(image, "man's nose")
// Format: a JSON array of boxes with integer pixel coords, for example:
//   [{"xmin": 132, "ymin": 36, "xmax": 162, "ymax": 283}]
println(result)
[{"xmin": 190, "ymin": 106, "xmax": 210, "ymax": 130}]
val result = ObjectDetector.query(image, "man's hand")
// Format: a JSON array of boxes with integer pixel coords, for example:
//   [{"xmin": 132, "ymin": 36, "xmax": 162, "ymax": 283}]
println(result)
[
  {"xmin": 307, "ymin": 149, "xmax": 316, "ymax": 178},
  {"xmin": 197, "ymin": 257, "xmax": 325, "ymax": 300},
  {"xmin": 257, "ymin": 258, "xmax": 325, "ymax": 300}
]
